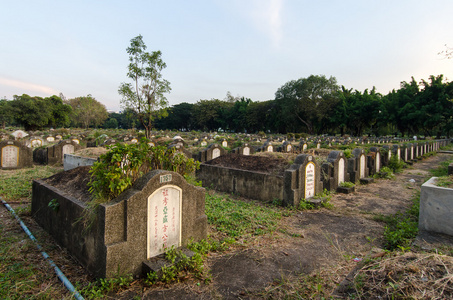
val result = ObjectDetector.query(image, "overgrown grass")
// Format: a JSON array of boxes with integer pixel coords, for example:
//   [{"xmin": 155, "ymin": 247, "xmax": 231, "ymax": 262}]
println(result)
[
  {"xmin": 205, "ymin": 193, "xmax": 284, "ymax": 238},
  {"xmin": 0, "ymin": 216, "xmax": 71, "ymax": 299},
  {"xmin": 0, "ymin": 166, "xmax": 61, "ymax": 201}
]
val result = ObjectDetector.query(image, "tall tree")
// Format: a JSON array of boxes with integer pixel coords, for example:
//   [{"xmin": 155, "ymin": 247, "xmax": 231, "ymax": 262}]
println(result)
[
  {"xmin": 67, "ymin": 95, "xmax": 108, "ymax": 128},
  {"xmin": 275, "ymin": 75, "xmax": 340, "ymax": 134},
  {"xmin": 0, "ymin": 99, "xmax": 13, "ymax": 129},
  {"xmin": 118, "ymin": 35, "xmax": 171, "ymax": 138}
]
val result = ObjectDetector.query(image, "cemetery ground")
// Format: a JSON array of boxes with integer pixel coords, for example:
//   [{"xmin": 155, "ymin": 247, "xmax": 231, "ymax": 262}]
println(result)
[{"xmin": 1, "ymin": 154, "xmax": 453, "ymax": 299}]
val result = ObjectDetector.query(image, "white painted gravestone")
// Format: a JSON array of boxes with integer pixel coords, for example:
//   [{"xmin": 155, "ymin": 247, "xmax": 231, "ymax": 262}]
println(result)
[
  {"xmin": 212, "ymin": 148, "xmax": 221, "ymax": 159},
  {"xmin": 360, "ymin": 154, "xmax": 366, "ymax": 178},
  {"xmin": 243, "ymin": 146, "xmax": 250, "ymax": 156},
  {"xmin": 222, "ymin": 140, "xmax": 228, "ymax": 147},
  {"xmin": 338, "ymin": 158, "xmax": 345, "ymax": 185},
  {"xmin": 305, "ymin": 162, "xmax": 315, "ymax": 199},
  {"xmin": 147, "ymin": 185, "xmax": 182, "ymax": 258}
]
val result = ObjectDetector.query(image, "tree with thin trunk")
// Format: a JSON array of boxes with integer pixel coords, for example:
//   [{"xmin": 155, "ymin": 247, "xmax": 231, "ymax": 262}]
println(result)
[{"xmin": 118, "ymin": 35, "xmax": 171, "ymax": 139}]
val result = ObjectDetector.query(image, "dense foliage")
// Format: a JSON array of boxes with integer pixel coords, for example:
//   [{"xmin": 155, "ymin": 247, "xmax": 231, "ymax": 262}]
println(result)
[
  {"xmin": 88, "ymin": 142, "xmax": 199, "ymax": 202},
  {"xmin": 3, "ymin": 74, "xmax": 453, "ymax": 137}
]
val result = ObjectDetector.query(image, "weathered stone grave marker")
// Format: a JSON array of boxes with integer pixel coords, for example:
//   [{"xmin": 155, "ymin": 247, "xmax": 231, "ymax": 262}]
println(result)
[
  {"xmin": 32, "ymin": 170, "xmax": 207, "ymax": 278},
  {"xmin": 0, "ymin": 140, "xmax": 33, "ymax": 169}
]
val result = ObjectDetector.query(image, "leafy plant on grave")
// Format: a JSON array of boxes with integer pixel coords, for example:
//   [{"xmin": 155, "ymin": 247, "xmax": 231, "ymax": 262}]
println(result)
[
  {"xmin": 88, "ymin": 141, "xmax": 200, "ymax": 204},
  {"xmin": 339, "ymin": 181, "xmax": 355, "ymax": 188},
  {"xmin": 373, "ymin": 166, "xmax": 395, "ymax": 180},
  {"xmin": 387, "ymin": 155, "xmax": 406, "ymax": 173},
  {"xmin": 343, "ymin": 148, "xmax": 352, "ymax": 159}
]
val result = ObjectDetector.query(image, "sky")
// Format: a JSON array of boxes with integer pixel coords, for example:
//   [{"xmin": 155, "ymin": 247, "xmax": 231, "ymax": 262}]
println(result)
[{"xmin": 1, "ymin": 0, "xmax": 453, "ymax": 112}]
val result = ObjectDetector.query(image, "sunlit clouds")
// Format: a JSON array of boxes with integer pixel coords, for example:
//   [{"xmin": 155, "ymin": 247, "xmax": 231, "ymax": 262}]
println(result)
[{"xmin": 0, "ymin": 77, "xmax": 58, "ymax": 97}]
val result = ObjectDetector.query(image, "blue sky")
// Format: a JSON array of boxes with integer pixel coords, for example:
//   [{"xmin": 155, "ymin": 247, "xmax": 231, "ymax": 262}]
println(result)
[{"xmin": 2, "ymin": 0, "xmax": 452, "ymax": 111}]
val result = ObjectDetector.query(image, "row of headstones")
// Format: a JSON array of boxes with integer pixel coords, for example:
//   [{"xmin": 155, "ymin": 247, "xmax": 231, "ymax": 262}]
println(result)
[
  {"xmin": 0, "ymin": 139, "xmax": 83, "ymax": 169},
  {"xmin": 283, "ymin": 140, "xmax": 450, "ymax": 205}
]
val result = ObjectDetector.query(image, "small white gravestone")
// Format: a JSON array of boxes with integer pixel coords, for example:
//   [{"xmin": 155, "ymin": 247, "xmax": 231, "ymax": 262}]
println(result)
[
  {"xmin": 287, "ymin": 145, "xmax": 292, "ymax": 152},
  {"xmin": 148, "ymin": 142, "xmax": 155, "ymax": 147},
  {"xmin": 397, "ymin": 149, "xmax": 401, "ymax": 161},
  {"xmin": 338, "ymin": 158, "xmax": 345, "ymax": 185},
  {"xmin": 47, "ymin": 136, "xmax": 55, "ymax": 142},
  {"xmin": 72, "ymin": 139, "xmax": 80, "ymax": 144},
  {"xmin": 131, "ymin": 138, "xmax": 138, "ymax": 144},
  {"xmin": 56, "ymin": 135, "xmax": 62, "ymax": 140},
  {"xmin": 1, "ymin": 145, "xmax": 19, "ymax": 168},
  {"xmin": 201, "ymin": 141, "xmax": 207, "ymax": 147},
  {"xmin": 267, "ymin": 145, "xmax": 273, "ymax": 152},
  {"xmin": 243, "ymin": 147, "xmax": 250, "ymax": 155},
  {"xmin": 31, "ymin": 139, "xmax": 42, "ymax": 147},
  {"xmin": 11, "ymin": 130, "xmax": 28, "ymax": 139},
  {"xmin": 317, "ymin": 143, "xmax": 321, "ymax": 149},
  {"xmin": 305, "ymin": 162, "xmax": 315, "ymax": 199},
  {"xmin": 212, "ymin": 148, "xmax": 221, "ymax": 159},
  {"xmin": 222, "ymin": 141, "xmax": 228, "ymax": 147},
  {"xmin": 376, "ymin": 153, "xmax": 380, "ymax": 173},
  {"xmin": 303, "ymin": 144, "xmax": 307, "ymax": 151},
  {"xmin": 147, "ymin": 186, "xmax": 181, "ymax": 258},
  {"xmin": 62, "ymin": 144, "xmax": 75, "ymax": 156},
  {"xmin": 360, "ymin": 154, "xmax": 366, "ymax": 178},
  {"xmin": 410, "ymin": 147, "xmax": 414, "ymax": 160}
]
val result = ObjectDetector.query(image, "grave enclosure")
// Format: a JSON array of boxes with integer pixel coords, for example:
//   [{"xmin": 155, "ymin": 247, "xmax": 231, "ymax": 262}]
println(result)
[{"xmin": 32, "ymin": 170, "xmax": 207, "ymax": 278}]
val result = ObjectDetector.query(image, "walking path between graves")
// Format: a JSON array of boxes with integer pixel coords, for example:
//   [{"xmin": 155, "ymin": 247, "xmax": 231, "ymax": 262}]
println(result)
[{"xmin": 142, "ymin": 153, "xmax": 453, "ymax": 299}]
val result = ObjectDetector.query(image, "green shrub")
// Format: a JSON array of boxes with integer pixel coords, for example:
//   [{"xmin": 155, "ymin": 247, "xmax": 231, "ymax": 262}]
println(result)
[
  {"xmin": 88, "ymin": 141, "xmax": 200, "ymax": 204},
  {"xmin": 387, "ymin": 155, "xmax": 406, "ymax": 173}
]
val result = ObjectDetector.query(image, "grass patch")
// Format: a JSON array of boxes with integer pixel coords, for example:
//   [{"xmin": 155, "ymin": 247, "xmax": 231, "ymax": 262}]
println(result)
[
  {"xmin": 0, "ymin": 166, "xmax": 61, "ymax": 201},
  {"xmin": 205, "ymin": 193, "xmax": 283, "ymax": 238}
]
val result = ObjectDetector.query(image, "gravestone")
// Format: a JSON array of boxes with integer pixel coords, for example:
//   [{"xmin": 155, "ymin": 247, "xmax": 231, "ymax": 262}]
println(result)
[
  {"xmin": 47, "ymin": 140, "xmax": 83, "ymax": 165},
  {"xmin": 232, "ymin": 143, "xmax": 254, "ymax": 156},
  {"xmin": 11, "ymin": 130, "xmax": 28, "ymax": 140},
  {"xmin": 368, "ymin": 147, "xmax": 381, "ymax": 174},
  {"xmin": 221, "ymin": 139, "xmax": 228, "ymax": 148},
  {"xmin": 283, "ymin": 154, "xmax": 323, "ymax": 206},
  {"xmin": 348, "ymin": 148, "xmax": 368, "ymax": 183},
  {"xmin": 0, "ymin": 140, "xmax": 33, "ymax": 169},
  {"xmin": 199, "ymin": 144, "xmax": 226, "ymax": 162},
  {"xmin": 46, "ymin": 136, "xmax": 55, "ymax": 143},
  {"xmin": 392, "ymin": 145, "xmax": 401, "ymax": 161},
  {"xmin": 28, "ymin": 137, "xmax": 44, "ymax": 148},
  {"xmin": 324, "ymin": 150, "xmax": 349, "ymax": 191},
  {"xmin": 32, "ymin": 170, "xmax": 207, "ymax": 278}
]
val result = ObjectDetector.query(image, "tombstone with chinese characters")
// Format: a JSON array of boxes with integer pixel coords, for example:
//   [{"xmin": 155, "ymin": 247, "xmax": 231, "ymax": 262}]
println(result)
[
  {"xmin": 26, "ymin": 137, "xmax": 44, "ymax": 148},
  {"xmin": 0, "ymin": 140, "xmax": 33, "ymax": 169},
  {"xmin": 32, "ymin": 169, "xmax": 207, "ymax": 278},
  {"xmin": 283, "ymin": 154, "xmax": 323, "ymax": 206},
  {"xmin": 47, "ymin": 140, "xmax": 83, "ymax": 165}
]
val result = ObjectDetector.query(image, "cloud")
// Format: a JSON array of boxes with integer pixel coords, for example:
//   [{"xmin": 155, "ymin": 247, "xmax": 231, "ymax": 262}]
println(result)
[
  {"xmin": 0, "ymin": 77, "xmax": 59, "ymax": 96},
  {"xmin": 251, "ymin": 0, "xmax": 283, "ymax": 46}
]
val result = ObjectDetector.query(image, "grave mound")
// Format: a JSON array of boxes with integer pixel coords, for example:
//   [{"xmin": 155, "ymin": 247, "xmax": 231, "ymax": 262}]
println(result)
[
  {"xmin": 43, "ymin": 166, "xmax": 92, "ymax": 202},
  {"xmin": 204, "ymin": 153, "xmax": 291, "ymax": 176}
]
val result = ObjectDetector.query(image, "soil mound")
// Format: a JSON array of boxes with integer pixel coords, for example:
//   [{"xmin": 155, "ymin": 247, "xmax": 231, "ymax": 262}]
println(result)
[
  {"xmin": 204, "ymin": 153, "xmax": 291, "ymax": 176},
  {"xmin": 43, "ymin": 166, "xmax": 92, "ymax": 202}
]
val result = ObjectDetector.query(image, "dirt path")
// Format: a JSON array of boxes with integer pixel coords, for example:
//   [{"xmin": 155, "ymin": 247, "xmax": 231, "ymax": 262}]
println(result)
[{"xmin": 143, "ymin": 154, "xmax": 452, "ymax": 299}]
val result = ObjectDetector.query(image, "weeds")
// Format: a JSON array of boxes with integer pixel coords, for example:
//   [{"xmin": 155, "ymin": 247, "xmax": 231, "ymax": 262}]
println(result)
[{"xmin": 205, "ymin": 193, "xmax": 282, "ymax": 238}]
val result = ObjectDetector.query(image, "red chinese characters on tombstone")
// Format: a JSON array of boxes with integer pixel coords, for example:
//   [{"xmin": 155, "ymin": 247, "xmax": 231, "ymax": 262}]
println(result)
[
  {"xmin": 147, "ymin": 185, "xmax": 182, "ymax": 258},
  {"xmin": 162, "ymin": 189, "xmax": 169, "ymax": 250},
  {"xmin": 305, "ymin": 162, "xmax": 315, "ymax": 199}
]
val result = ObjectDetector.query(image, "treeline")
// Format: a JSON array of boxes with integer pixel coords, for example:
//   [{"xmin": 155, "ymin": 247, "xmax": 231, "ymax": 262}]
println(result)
[
  {"xmin": 2, "ymin": 74, "xmax": 452, "ymax": 137},
  {"xmin": 152, "ymin": 74, "xmax": 453, "ymax": 137},
  {"xmin": 0, "ymin": 94, "xmax": 109, "ymax": 130}
]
